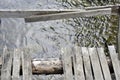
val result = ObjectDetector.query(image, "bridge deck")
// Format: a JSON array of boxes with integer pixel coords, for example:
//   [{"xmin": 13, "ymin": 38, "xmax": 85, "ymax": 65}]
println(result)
[
  {"xmin": 0, "ymin": 46, "xmax": 120, "ymax": 80},
  {"xmin": 62, "ymin": 46, "xmax": 120, "ymax": 80},
  {"xmin": 1, "ymin": 47, "xmax": 32, "ymax": 80}
]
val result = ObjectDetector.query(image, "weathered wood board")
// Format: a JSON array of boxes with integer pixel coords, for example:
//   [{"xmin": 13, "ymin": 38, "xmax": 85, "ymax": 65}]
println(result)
[
  {"xmin": 82, "ymin": 47, "xmax": 93, "ymax": 80},
  {"xmin": 62, "ymin": 47, "xmax": 73, "ymax": 80},
  {"xmin": 97, "ymin": 48, "xmax": 112, "ymax": 80},
  {"xmin": 0, "ymin": 48, "xmax": 33, "ymax": 80},
  {"xmin": 12, "ymin": 49, "xmax": 21, "ymax": 80},
  {"xmin": 73, "ymin": 46, "xmax": 85, "ymax": 80},
  {"xmin": 108, "ymin": 46, "xmax": 120, "ymax": 80},
  {"xmin": 0, "ymin": 46, "xmax": 120, "ymax": 80},
  {"xmin": 25, "ymin": 8, "xmax": 112, "ymax": 22},
  {"xmin": 0, "ymin": 5, "xmax": 119, "ymax": 17},
  {"xmin": 1, "ymin": 47, "xmax": 13, "ymax": 80},
  {"xmin": 88, "ymin": 48, "xmax": 104, "ymax": 80},
  {"xmin": 0, "ymin": 5, "xmax": 119, "ymax": 22},
  {"xmin": 21, "ymin": 49, "xmax": 32, "ymax": 80}
]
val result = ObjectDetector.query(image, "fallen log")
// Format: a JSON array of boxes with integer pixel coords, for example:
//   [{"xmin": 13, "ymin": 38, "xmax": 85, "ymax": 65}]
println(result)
[
  {"xmin": 0, "ymin": 57, "xmax": 113, "ymax": 74},
  {"xmin": 32, "ymin": 58, "xmax": 63, "ymax": 74}
]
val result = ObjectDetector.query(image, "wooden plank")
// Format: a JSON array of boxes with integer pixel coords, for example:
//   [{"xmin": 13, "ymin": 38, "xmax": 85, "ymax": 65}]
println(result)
[
  {"xmin": 88, "ymin": 48, "xmax": 104, "ymax": 80},
  {"xmin": 25, "ymin": 8, "xmax": 112, "ymax": 22},
  {"xmin": 97, "ymin": 48, "xmax": 112, "ymax": 80},
  {"xmin": 85, "ymin": 5, "xmax": 120, "ymax": 10},
  {"xmin": 1, "ymin": 47, "xmax": 12, "ymax": 80},
  {"xmin": 12, "ymin": 49, "xmax": 21, "ymax": 80},
  {"xmin": 108, "ymin": 46, "xmax": 120, "ymax": 80},
  {"xmin": 61, "ymin": 47, "xmax": 73, "ymax": 80},
  {"xmin": 0, "ymin": 5, "xmax": 119, "ymax": 18},
  {"xmin": 0, "ymin": 9, "xmax": 76, "ymax": 18},
  {"xmin": 81, "ymin": 47, "xmax": 93, "ymax": 80},
  {"xmin": 21, "ymin": 48, "xmax": 32, "ymax": 80},
  {"xmin": 72, "ymin": 46, "xmax": 85, "ymax": 80}
]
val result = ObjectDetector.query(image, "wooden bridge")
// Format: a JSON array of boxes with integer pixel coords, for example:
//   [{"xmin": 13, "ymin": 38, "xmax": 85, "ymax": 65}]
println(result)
[
  {"xmin": 0, "ymin": 45, "xmax": 120, "ymax": 80},
  {"xmin": 62, "ymin": 46, "xmax": 120, "ymax": 80},
  {"xmin": 0, "ymin": 5, "xmax": 120, "ymax": 80}
]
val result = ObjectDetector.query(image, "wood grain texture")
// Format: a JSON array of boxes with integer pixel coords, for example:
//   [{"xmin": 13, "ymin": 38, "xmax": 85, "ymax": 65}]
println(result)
[
  {"xmin": 88, "ymin": 48, "xmax": 104, "ymax": 80},
  {"xmin": 61, "ymin": 47, "xmax": 73, "ymax": 80},
  {"xmin": 82, "ymin": 47, "xmax": 93, "ymax": 80},
  {"xmin": 108, "ymin": 46, "xmax": 120, "ymax": 80},
  {"xmin": 97, "ymin": 48, "xmax": 112, "ymax": 80},
  {"xmin": 25, "ymin": 8, "xmax": 112, "ymax": 22},
  {"xmin": 21, "ymin": 48, "xmax": 32, "ymax": 80},
  {"xmin": 73, "ymin": 46, "xmax": 85, "ymax": 80},
  {"xmin": 1, "ymin": 47, "xmax": 13, "ymax": 80},
  {"xmin": 0, "ymin": 5, "xmax": 119, "ymax": 19},
  {"xmin": 12, "ymin": 49, "xmax": 21, "ymax": 80}
]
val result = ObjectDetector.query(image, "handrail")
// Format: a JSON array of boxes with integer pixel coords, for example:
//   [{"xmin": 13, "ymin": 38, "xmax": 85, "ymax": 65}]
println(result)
[{"xmin": 0, "ymin": 5, "xmax": 119, "ymax": 22}]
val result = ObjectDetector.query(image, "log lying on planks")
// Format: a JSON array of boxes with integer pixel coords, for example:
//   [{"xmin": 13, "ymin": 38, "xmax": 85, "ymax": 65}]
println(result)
[
  {"xmin": 32, "ymin": 58, "xmax": 63, "ymax": 74},
  {"xmin": 0, "ymin": 57, "xmax": 113, "ymax": 74}
]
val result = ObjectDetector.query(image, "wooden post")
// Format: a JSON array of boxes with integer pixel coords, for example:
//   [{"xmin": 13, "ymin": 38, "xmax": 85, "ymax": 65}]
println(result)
[{"xmin": 117, "ymin": 6, "xmax": 120, "ymax": 59}]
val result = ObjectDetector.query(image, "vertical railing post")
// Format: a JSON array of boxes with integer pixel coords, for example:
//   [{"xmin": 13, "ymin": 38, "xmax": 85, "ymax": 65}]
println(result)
[{"xmin": 117, "ymin": 6, "xmax": 120, "ymax": 59}]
